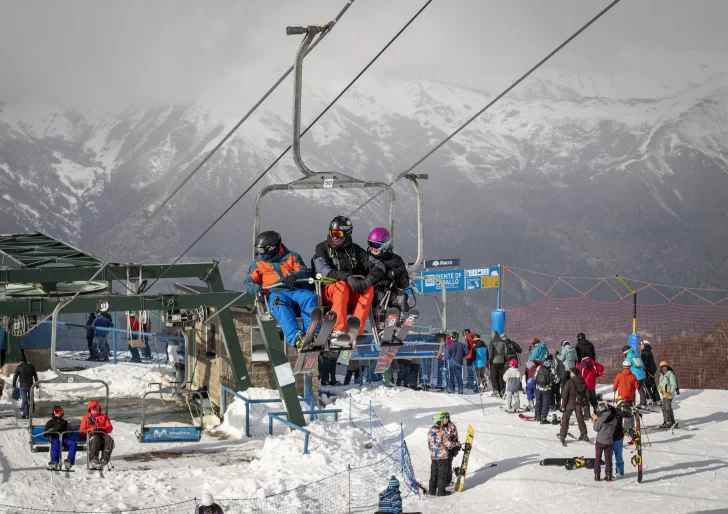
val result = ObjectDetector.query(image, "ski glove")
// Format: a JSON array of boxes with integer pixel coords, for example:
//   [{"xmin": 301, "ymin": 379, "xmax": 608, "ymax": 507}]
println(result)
[
  {"xmin": 283, "ymin": 274, "xmax": 298, "ymax": 288},
  {"xmin": 346, "ymin": 276, "xmax": 362, "ymax": 291},
  {"xmin": 462, "ymin": 443, "xmax": 472, "ymax": 452},
  {"xmin": 256, "ymin": 289, "xmax": 267, "ymax": 304}
]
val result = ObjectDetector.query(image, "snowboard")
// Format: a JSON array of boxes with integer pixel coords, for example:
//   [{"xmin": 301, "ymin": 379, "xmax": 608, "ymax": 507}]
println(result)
[
  {"xmin": 454, "ymin": 425, "xmax": 474, "ymax": 492},
  {"xmin": 294, "ymin": 311, "xmax": 337, "ymax": 375},
  {"xmin": 336, "ymin": 317, "xmax": 361, "ymax": 365},
  {"xmin": 540, "ymin": 457, "xmax": 595, "ymax": 470},
  {"xmin": 631, "ymin": 410, "xmax": 643, "ymax": 483},
  {"xmin": 518, "ymin": 414, "xmax": 535, "ymax": 421},
  {"xmin": 375, "ymin": 309, "xmax": 419, "ymax": 374}
]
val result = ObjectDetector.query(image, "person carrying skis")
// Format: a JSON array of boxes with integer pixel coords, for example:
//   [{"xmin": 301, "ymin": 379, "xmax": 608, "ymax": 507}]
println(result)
[
  {"xmin": 577, "ymin": 356, "xmax": 604, "ymax": 418},
  {"xmin": 375, "ymin": 475, "xmax": 403, "ymax": 514},
  {"xmin": 592, "ymin": 401, "xmax": 617, "ymax": 482},
  {"xmin": 534, "ymin": 358, "xmax": 557, "ymax": 424},
  {"xmin": 503, "ymin": 359, "xmax": 522, "ymax": 413},
  {"xmin": 610, "ymin": 398, "xmax": 632, "ymax": 478},
  {"xmin": 79, "ymin": 400, "xmax": 114, "ymax": 469},
  {"xmin": 427, "ymin": 412, "xmax": 460, "ymax": 496},
  {"xmin": 444, "ymin": 338, "xmax": 467, "ymax": 394},
  {"xmin": 473, "ymin": 334, "xmax": 489, "ymax": 391},
  {"xmin": 639, "ymin": 340, "xmax": 660, "ymax": 402},
  {"xmin": 575, "ymin": 332, "xmax": 596, "ymax": 362},
  {"xmin": 12, "ymin": 354, "xmax": 37, "ymax": 419},
  {"xmin": 528, "ymin": 338, "xmax": 548, "ymax": 361},
  {"xmin": 488, "ymin": 332, "xmax": 507, "ymax": 398},
  {"xmin": 558, "ymin": 367, "xmax": 589, "ymax": 445},
  {"xmin": 658, "ymin": 361, "xmax": 678, "ymax": 428},
  {"xmin": 440, "ymin": 411, "xmax": 459, "ymax": 485},
  {"xmin": 245, "ymin": 231, "xmax": 318, "ymax": 349},
  {"xmin": 613, "ymin": 360, "xmax": 639, "ymax": 404},
  {"xmin": 313, "ymin": 216, "xmax": 385, "ymax": 340},
  {"xmin": 44, "ymin": 405, "xmax": 77, "ymax": 471},
  {"xmin": 622, "ymin": 345, "xmax": 647, "ymax": 407},
  {"xmin": 198, "ymin": 492, "xmax": 224, "ymax": 514}
]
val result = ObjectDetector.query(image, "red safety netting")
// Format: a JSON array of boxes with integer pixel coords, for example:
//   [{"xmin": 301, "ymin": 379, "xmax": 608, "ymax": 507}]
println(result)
[{"xmin": 502, "ymin": 267, "xmax": 728, "ymax": 389}]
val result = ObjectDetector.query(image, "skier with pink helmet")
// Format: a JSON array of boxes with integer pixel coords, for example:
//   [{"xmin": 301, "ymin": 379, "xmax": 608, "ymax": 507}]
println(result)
[{"xmin": 366, "ymin": 226, "xmax": 410, "ymax": 308}]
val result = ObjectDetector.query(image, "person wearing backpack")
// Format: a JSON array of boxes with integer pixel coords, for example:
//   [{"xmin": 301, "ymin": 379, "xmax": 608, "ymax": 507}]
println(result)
[
  {"xmin": 577, "ymin": 356, "xmax": 604, "ymax": 418},
  {"xmin": 552, "ymin": 354, "xmax": 566, "ymax": 409},
  {"xmin": 503, "ymin": 359, "xmax": 522, "ymax": 413},
  {"xmin": 534, "ymin": 359, "xmax": 557, "ymax": 424},
  {"xmin": 639, "ymin": 340, "xmax": 660, "ymax": 403},
  {"xmin": 488, "ymin": 332, "xmax": 507, "ymax": 398},
  {"xmin": 592, "ymin": 401, "xmax": 617, "ymax": 482},
  {"xmin": 622, "ymin": 345, "xmax": 647, "ymax": 407},
  {"xmin": 558, "ymin": 367, "xmax": 589, "ymax": 444},
  {"xmin": 502, "ymin": 335, "xmax": 523, "ymax": 366}
]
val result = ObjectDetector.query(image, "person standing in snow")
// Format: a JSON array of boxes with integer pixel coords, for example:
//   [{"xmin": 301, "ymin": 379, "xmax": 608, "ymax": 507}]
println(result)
[
  {"xmin": 503, "ymin": 359, "xmax": 522, "ymax": 413},
  {"xmin": 524, "ymin": 360, "xmax": 537, "ymax": 411},
  {"xmin": 12, "ymin": 354, "xmax": 38, "ymax": 419},
  {"xmin": 528, "ymin": 338, "xmax": 548, "ymax": 361},
  {"xmin": 592, "ymin": 401, "xmax": 617, "ymax": 482},
  {"xmin": 552, "ymin": 352, "xmax": 565, "ymax": 409},
  {"xmin": 534, "ymin": 358, "xmax": 557, "ymax": 424},
  {"xmin": 622, "ymin": 345, "xmax": 647, "ymax": 407},
  {"xmin": 198, "ymin": 492, "xmax": 224, "ymax": 514},
  {"xmin": 610, "ymin": 398, "xmax": 633, "ymax": 479},
  {"xmin": 85, "ymin": 312, "xmax": 97, "ymax": 360},
  {"xmin": 613, "ymin": 360, "xmax": 639, "ymax": 405},
  {"xmin": 577, "ymin": 356, "xmax": 604, "ymax": 418},
  {"xmin": 444, "ymin": 337, "xmax": 467, "ymax": 394},
  {"xmin": 639, "ymin": 340, "xmax": 659, "ymax": 402},
  {"xmin": 502, "ymin": 334, "xmax": 522, "ymax": 366},
  {"xmin": 375, "ymin": 476, "xmax": 403, "ymax": 514},
  {"xmin": 488, "ymin": 332, "xmax": 507, "ymax": 398},
  {"xmin": 91, "ymin": 312, "xmax": 113, "ymax": 361},
  {"xmin": 473, "ymin": 334, "xmax": 489, "ymax": 391},
  {"xmin": 575, "ymin": 332, "xmax": 596, "ymax": 362},
  {"xmin": 440, "ymin": 411, "xmax": 460, "ymax": 485},
  {"xmin": 558, "ymin": 368, "xmax": 589, "ymax": 445},
  {"xmin": 557, "ymin": 340, "xmax": 578, "ymax": 397},
  {"xmin": 658, "ymin": 361, "xmax": 678, "ymax": 428},
  {"xmin": 427, "ymin": 412, "xmax": 460, "ymax": 496}
]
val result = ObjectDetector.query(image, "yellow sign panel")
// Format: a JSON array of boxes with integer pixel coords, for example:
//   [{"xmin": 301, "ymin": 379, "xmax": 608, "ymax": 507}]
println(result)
[{"xmin": 481, "ymin": 276, "xmax": 499, "ymax": 289}]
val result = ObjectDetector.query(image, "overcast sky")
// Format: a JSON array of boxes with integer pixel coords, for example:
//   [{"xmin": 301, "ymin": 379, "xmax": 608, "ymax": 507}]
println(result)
[{"xmin": 1, "ymin": 0, "xmax": 726, "ymax": 108}]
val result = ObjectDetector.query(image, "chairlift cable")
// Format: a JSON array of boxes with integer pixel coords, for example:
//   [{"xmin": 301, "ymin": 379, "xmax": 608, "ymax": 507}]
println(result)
[
  {"xmin": 347, "ymin": 0, "xmax": 622, "ymax": 218},
  {"xmin": 142, "ymin": 0, "xmax": 434, "ymax": 294},
  {"xmin": 21, "ymin": 1, "xmax": 357, "ymax": 336}
]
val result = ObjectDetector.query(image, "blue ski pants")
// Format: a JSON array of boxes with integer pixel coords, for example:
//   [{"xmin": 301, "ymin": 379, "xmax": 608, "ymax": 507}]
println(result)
[
  {"xmin": 535, "ymin": 388, "xmax": 551, "ymax": 419},
  {"xmin": 267, "ymin": 289, "xmax": 318, "ymax": 346},
  {"xmin": 611, "ymin": 438, "xmax": 624, "ymax": 475},
  {"xmin": 51, "ymin": 438, "xmax": 77, "ymax": 465},
  {"xmin": 19, "ymin": 387, "xmax": 31, "ymax": 417}
]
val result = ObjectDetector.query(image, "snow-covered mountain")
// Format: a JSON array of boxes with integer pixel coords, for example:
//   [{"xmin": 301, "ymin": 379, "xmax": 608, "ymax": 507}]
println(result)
[{"xmin": 1, "ymin": 71, "xmax": 727, "ymax": 325}]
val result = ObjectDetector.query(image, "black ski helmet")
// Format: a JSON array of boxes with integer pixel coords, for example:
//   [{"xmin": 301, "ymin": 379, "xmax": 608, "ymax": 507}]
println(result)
[
  {"xmin": 576, "ymin": 332, "xmax": 586, "ymax": 341},
  {"xmin": 255, "ymin": 231, "xmax": 282, "ymax": 261},
  {"xmin": 329, "ymin": 215, "xmax": 353, "ymax": 247},
  {"xmin": 595, "ymin": 401, "xmax": 609, "ymax": 415}
]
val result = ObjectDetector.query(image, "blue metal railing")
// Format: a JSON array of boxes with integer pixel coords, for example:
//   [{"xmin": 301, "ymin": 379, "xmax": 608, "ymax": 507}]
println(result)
[{"xmin": 267, "ymin": 409, "xmax": 342, "ymax": 454}]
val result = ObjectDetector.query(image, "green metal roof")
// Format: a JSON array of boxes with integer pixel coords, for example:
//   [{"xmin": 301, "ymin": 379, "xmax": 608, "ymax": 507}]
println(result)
[{"xmin": 0, "ymin": 232, "xmax": 102, "ymax": 269}]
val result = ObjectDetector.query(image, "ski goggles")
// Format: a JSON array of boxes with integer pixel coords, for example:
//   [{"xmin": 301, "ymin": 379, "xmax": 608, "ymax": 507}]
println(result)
[
  {"xmin": 53, "ymin": 408, "xmax": 64, "ymax": 417},
  {"xmin": 367, "ymin": 240, "xmax": 386, "ymax": 249},
  {"xmin": 330, "ymin": 230, "xmax": 346, "ymax": 239},
  {"xmin": 256, "ymin": 244, "xmax": 277, "ymax": 255}
]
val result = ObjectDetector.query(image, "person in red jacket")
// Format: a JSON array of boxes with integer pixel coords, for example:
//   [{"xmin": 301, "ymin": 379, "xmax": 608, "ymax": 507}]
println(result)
[
  {"xmin": 80, "ymin": 400, "xmax": 114, "ymax": 469},
  {"xmin": 577, "ymin": 356, "xmax": 604, "ymax": 418},
  {"xmin": 613, "ymin": 360, "xmax": 639, "ymax": 404}
]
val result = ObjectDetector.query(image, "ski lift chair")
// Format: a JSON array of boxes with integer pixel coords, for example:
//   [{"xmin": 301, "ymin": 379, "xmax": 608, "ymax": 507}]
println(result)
[{"xmin": 137, "ymin": 383, "xmax": 204, "ymax": 443}]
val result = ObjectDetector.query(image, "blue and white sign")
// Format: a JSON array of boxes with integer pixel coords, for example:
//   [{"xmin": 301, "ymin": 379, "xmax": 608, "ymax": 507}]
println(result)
[
  {"xmin": 465, "ymin": 266, "xmax": 500, "ymax": 290},
  {"xmin": 140, "ymin": 426, "xmax": 202, "ymax": 443},
  {"xmin": 415, "ymin": 270, "xmax": 465, "ymax": 293},
  {"xmin": 424, "ymin": 258, "xmax": 460, "ymax": 268}
]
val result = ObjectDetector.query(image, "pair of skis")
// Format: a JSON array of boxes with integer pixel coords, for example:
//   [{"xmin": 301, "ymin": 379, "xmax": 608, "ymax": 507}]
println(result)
[
  {"xmin": 540, "ymin": 456, "xmax": 595, "ymax": 470},
  {"xmin": 374, "ymin": 308, "xmax": 419, "ymax": 374},
  {"xmin": 293, "ymin": 309, "xmax": 360, "ymax": 374}
]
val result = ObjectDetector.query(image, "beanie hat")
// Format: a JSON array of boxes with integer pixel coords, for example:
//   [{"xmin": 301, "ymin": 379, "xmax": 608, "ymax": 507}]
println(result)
[
  {"xmin": 388, "ymin": 475, "xmax": 400, "ymax": 488},
  {"xmin": 641, "ymin": 340, "xmax": 651, "ymax": 346},
  {"xmin": 569, "ymin": 367, "xmax": 578, "ymax": 374},
  {"xmin": 622, "ymin": 345, "xmax": 631, "ymax": 354},
  {"xmin": 561, "ymin": 340, "xmax": 570, "ymax": 347},
  {"xmin": 533, "ymin": 337, "xmax": 540, "ymax": 343}
]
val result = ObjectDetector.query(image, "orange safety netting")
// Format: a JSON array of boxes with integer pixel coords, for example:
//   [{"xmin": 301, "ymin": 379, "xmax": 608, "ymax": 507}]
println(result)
[{"xmin": 502, "ymin": 267, "xmax": 728, "ymax": 389}]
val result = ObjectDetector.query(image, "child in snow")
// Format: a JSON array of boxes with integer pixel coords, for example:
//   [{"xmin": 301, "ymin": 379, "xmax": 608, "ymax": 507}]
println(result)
[
  {"xmin": 198, "ymin": 492, "xmax": 224, "ymax": 514},
  {"xmin": 375, "ymin": 475, "xmax": 403, "ymax": 514},
  {"xmin": 610, "ymin": 398, "xmax": 633, "ymax": 478},
  {"xmin": 44, "ymin": 405, "xmax": 77, "ymax": 471},
  {"xmin": 79, "ymin": 400, "xmax": 114, "ymax": 470},
  {"xmin": 524, "ymin": 361, "xmax": 537, "ymax": 411},
  {"xmin": 658, "ymin": 361, "xmax": 678, "ymax": 428},
  {"xmin": 427, "ymin": 412, "xmax": 460, "ymax": 496},
  {"xmin": 473, "ymin": 334, "xmax": 489, "ymax": 391},
  {"xmin": 503, "ymin": 359, "xmax": 522, "ymax": 413},
  {"xmin": 613, "ymin": 360, "xmax": 639, "ymax": 404},
  {"xmin": 591, "ymin": 401, "xmax": 617, "ymax": 482},
  {"xmin": 534, "ymin": 358, "xmax": 557, "ymax": 424}
]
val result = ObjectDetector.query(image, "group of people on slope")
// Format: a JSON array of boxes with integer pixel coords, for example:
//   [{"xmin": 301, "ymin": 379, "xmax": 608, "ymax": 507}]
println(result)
[{"xmin": 244, "ymin": 216, "xmax": 409, "ymax": 350}]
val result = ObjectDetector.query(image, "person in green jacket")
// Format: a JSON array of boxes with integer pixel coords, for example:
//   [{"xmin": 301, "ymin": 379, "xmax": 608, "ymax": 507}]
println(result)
[{"xmin": 658, "ymin": 360, "xmax": 678, "ymax": 428}]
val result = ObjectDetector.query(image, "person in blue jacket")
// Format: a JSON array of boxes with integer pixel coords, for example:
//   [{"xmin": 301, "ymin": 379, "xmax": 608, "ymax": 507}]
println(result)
[
  {"xmin": 91, "ymin": 312, "xmax": 113, "ymax": 361},
  {"xmin": 528, "ymin": 337, "xmax": 549, "ymax": 362},
  {"xmin": 473, "ymin": 334, "xmax": 489, "ymax": 391},
  {"xmin": 622, "ymin": 345, "xmax": 647, "ymax": 407},
  {"xmin": 444, "ymin": 337, "xmax": 468, "ymax": 394}
]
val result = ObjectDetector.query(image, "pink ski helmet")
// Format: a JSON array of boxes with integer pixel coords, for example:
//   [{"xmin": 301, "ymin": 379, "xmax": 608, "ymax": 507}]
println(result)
[
  {"xmin": 367, "ymin": 227, "xmax": 391, "ymax": 254},
  {"xmin": 508, "ymin": 359, "xmax": 518, "ymax": 368}
]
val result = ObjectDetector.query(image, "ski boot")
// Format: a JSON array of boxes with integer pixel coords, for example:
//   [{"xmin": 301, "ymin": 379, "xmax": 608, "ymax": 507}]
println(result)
[
  {"xmin": 63, "ymin": 459, "xmax": 73, "ymax": 471},
  {"xmin": 578, "ymin": 434, "xmax": 590, "ymax": 443},
  {"xmin": 294, "ymin": 333, "xmax": 305, "ymax": 352},
  {"xmin": 539, "ymin": 419, "xmax": 550, "ymax": 425},
  {"xmin": 99, "ymin": 458, "xmax": 108, "ymax": 469},
  {"xmin": 90, "ymin": 457, "xmax": 101, "ymax": 470},
  {"xmin": 47, "ymin": 461, "xmax": 60, "ymax": 471},
  {"xmin": 557, "ymin": 435, "xmax": 567, "ymax": 447}
]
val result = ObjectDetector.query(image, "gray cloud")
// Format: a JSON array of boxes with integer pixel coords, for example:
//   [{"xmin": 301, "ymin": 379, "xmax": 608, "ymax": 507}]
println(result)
[{"xmin": 0, "ymin": 0, "xmax": 726, "ymax": 108}]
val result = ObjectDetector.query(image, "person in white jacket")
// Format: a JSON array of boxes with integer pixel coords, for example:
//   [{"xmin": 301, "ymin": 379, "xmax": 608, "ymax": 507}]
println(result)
[{"xmin": 503, "ymin": 359, "xmax": 522, "ymax": 413}]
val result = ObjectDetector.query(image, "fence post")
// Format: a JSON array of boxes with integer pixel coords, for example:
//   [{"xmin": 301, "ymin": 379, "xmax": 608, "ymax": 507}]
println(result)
[
  {"xmin": 221, "ymin": 387, "xmax": 227, "ymax": 417},
  {"xmin": 369, "ymin": 401, "xmax": 373, "ymax": 441},
  {"xmin": 400, "ymin": 423, "xmax": 405, "ymax": 476},
  {"xmin": 348, "ymin": 395, "xmax": 352, "ymax": 426},
  {"xmin": 245, "ymin": 399, "xmax": 251, "ymax": 438},
  {"xmin": 348, "ymin": 464, "xmax": 352, "ymax": 514},
  {"xmin": 112, "ymin": 312, "xmax": 117, "ymax": 364}
]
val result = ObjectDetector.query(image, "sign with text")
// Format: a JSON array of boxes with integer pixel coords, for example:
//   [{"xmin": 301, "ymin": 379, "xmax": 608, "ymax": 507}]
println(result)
[
  {"xmin": 416, "ymin": 269, "xmax": 465, "ymax": 293},
  {"xmin": 424, "ymin": 258, "xmax": 460, "ymax": 268},
  {"xmin": 465, "ymin": 266, "xmax": 500, "ymax": 290}
]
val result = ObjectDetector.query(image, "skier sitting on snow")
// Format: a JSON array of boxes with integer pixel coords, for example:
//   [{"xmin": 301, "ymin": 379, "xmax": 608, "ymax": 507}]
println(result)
[
  {"xmin": 198, "ymin": 492, "xmax": 224, "ymax": 514},
  {"xmin": 44, "ymin": 405, "xmax": 77, "ymax": 471},
  {"xmin": 366, "ymin": 226, "xmax": 410, "ymax": 320},
  {"xmin": 245, "ymin": 231, "xmax": 318, "ymax": 350},
  {"xmin": 79, "ymin": 400, "xmax": 114, "ymax": 469},
  {"xmin": 313, "ymin": 216, "xmax": 385, "ymax": 341},
  {"xmin": 503, "ymin": 359, "xmax": 522, "ymax": 413},
  {"xmin": 427, "ymin": 412, "xmax": 461, "ymax": 496},
  {"xmin": 658, "ymin": 361, "xmax": 678, "ymax": 428},
  {"xmin": 375, "ymin": 475, "xmax": 403, "ymax": 514},
  {"xmin": 613, "ymin": 360, "xmax": 639, "ymax": 405}
]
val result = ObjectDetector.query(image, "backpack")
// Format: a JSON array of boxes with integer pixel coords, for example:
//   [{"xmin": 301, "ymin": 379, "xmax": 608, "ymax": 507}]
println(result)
[
  {"xmin": 574, "ymin": 381, "xmax": 587, "ymax": 406},
  {"xmin": 536, "ymin": 366, "xmax": 551, "ymax": 387}
]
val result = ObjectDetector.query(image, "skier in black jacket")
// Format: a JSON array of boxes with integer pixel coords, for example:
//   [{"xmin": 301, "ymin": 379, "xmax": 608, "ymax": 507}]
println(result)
[
  {"xmin": 85, "ymin": 312, "xmax": 97, "ymax": 360},
  {"xmin": 366, "ymin": 227, "xmax": 410, "ymax": 323},
  {"xmin": 639, "ymin": 340, "xmax": 659, "ymax": 402},
  {"xmin": 44, "ymin": 405, "xmax": 77, "ymax": 470},
  {"xmin": 575, "ymin": 332, "xmax": 596, "ymax": 362},
  {"xmin": 313, "ymin": 216, "xmax": 385, "ymax": 339},
  {"xmin": 12, "ymin": 355, "xmax": 38, "ymax": 419}
]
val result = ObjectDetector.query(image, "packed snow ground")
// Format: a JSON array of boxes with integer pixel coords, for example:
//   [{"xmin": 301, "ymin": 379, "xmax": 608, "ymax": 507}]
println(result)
[{"xmin": 0, "ymin": 362, "xmax": 726, "ymax": 513}]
